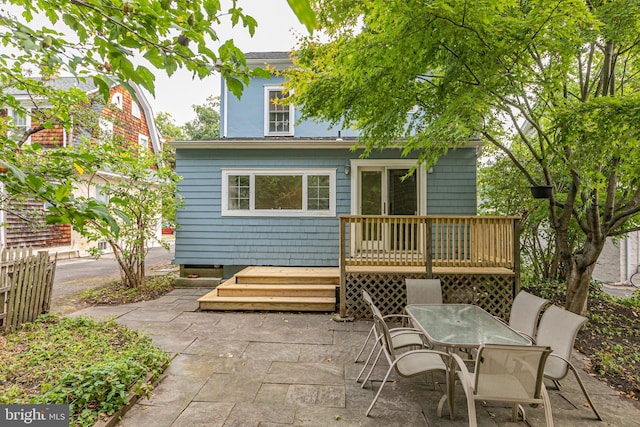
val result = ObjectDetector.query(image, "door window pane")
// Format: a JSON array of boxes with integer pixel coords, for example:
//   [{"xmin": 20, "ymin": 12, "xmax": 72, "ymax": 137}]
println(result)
[
  {"xmin": 361, "ymin": 171, "xmax": 382, "ymax": 215},
  {"xmin": 388, "ymin": 169, "xmax": 417, "ymax": 215}
]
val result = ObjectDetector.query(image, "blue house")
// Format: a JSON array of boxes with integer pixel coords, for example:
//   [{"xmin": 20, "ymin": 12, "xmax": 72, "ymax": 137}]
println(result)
[
  {"xmin": 174, "ymin": 52, "xmax": 478, "ymax": 271},
  {"xmin": 172, "ymin": 52, "xmax": 517, "ymax": 317}
]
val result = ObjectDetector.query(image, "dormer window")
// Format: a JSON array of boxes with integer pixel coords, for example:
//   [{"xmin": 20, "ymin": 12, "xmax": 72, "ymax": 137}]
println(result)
[
  {"xmin": 111, "ymin": 92, "xmax": 123, "ymax": 110},
  {"xmin": 264, "ymin": 86, "xmax": 294, "ymax": 136}
]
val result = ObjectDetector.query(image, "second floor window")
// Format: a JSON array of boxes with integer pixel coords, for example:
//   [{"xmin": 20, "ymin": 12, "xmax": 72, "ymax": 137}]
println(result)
[
  {"xmin": 111, "ymin": 93, "xmax": 123, "ymax": 110},
  {"xmin": 131, "ymin": 101, "xmax": 141, "ymax": 119},
  {"xmin": 264, "ymin": 86, "xmax": 294, "ymax": 136},
  {"xmin": 8, "ymin": 108, "xmax": 30, "ymax": 140}
]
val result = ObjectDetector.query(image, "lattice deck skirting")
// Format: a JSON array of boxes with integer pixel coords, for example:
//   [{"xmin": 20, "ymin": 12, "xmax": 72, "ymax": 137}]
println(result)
[{"xmin": 344, "ymin": 272, "xmax": 516, "ymax": 320}]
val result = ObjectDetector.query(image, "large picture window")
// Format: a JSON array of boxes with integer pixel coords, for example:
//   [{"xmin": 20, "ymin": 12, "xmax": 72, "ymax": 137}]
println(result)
[
  {"xmin": 222, "ymin": 169, "xmax": 336, "ymax": 217},
  {"xmin": 264, "ymin": 86, "xmax": 294, "ymax": 136}
]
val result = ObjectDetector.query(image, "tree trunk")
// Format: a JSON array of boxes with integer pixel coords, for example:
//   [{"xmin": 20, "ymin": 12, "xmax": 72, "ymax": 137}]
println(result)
[
  {"xmin": 563, "ymin": 235, "xmax": 605, "ymax": 315},
  {"xmin": 565, "ymin": 262, "xmax": 594, "ymax": 315}
]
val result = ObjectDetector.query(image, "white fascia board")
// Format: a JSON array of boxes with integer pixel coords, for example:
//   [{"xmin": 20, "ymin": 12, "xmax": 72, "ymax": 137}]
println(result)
[
  {"xmin": 169, "ymin": 138, "xmax": 483, "ymax": 150},
  {"xmin": 170, "ymin": 140, "xmax": 366, "ymax": 150},
  {"xmin": 246, "ymin": 59, "xmax": 292, "ymax": 70},
  {"xmin": 130, "ymin": 82, "xmax": 162, "ymax": 154}
]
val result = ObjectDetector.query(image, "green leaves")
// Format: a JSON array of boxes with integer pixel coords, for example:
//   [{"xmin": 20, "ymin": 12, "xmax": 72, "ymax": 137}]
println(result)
[
  {"xmin": 288, "ymin": 0, "xmax": 317, "ymax": 33},
  {"xmin": 2, "ymin": 315, "xmax": 170, "ymax": 426}
]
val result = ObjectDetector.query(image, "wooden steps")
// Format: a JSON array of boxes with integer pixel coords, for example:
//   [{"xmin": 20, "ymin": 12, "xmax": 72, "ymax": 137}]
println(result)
[{"xmin": 198, "ymin": 267, "xmax": 339, "ymax": 312}]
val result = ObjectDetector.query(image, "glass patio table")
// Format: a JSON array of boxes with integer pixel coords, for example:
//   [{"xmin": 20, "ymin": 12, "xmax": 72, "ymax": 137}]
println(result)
[{"xmin": 405, "ymin": 304, "xmax": 531, "ymax": 419}]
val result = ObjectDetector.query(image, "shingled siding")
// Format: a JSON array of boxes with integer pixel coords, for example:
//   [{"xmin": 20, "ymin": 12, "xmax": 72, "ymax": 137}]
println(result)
[
  {"xmin": 4, "ymin": 200, "xmax": 72, "ymax": 248},
  {"xmin": 173, "ymin": 146, "xmax": 477, "ymax": 268},
  {"xmin": 426, "ymin": 147, "xmax": 477, "ymax": 214}
]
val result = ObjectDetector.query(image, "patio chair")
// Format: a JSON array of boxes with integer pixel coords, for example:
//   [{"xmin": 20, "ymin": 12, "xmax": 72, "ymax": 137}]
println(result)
[
  {"xmin": 365, "ymin": 312, "xmax": 449, "ymax": 417},
  {"xmin": 452, "ymin": 344, "xmax": 554, "ymax": 426},
  {"xmin": 405, "ymin": 278, "xmax": 443, "ymax": 305},
  {"xmin": 355, "ymin": 290, "xmax": 427, "ymax": 384},
  {"xmin": 535, "ymin": 305, "xmax": 603, "ymax": 420},
  {"xmin": 355, "ymin": 289, "xmax": 423, "ymax": 362},
  {"xmin": 508, "ymin": 291, "xmax": 549, "ymax": 340}
]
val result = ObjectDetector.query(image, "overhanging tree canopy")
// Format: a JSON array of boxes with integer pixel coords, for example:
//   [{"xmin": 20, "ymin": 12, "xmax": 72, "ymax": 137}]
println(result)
[
  {"xmin": 0, "ymin": 0, "xmax": 315, "ymax": 231},
  {"xmin": 287, "ymin": 0, "xmax": 640, "ymax": 314}
]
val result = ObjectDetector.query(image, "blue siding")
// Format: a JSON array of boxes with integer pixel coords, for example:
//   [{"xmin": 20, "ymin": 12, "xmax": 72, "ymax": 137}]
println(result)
[
  {"xmin": 173, "ymin": 147, "xmax": 477, "ymax": 267},
  {"xmin": 222, "ymin": 76, "xmax": 359, "ymax": 139},
  {"xmin": 426, "ymin": 148, "xmax": 477, "ymax": 215}
]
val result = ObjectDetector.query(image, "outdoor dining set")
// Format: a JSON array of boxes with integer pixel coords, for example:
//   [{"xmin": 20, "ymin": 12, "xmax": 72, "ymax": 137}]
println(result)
[{"xmin": 355, "ymin": 280, "xmax": 603, "ymax": 426}]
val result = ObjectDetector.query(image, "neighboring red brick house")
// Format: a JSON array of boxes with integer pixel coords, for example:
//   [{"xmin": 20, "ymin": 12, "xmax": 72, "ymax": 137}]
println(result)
[{"xmin": 1, "ymin": 77, "xmax": 162, "ymax": 256}]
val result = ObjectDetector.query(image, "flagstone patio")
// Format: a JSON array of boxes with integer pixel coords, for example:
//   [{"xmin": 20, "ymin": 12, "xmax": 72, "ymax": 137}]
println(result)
[{"xmin": 71, "ymin": 288, "xmax": 639, "ymax": 426}]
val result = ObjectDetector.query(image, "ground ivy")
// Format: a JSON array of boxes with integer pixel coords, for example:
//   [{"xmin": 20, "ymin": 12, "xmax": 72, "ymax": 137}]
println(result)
[{"xmin": 0, "ymin": 314, "xmax": 170, "ymax": 427}]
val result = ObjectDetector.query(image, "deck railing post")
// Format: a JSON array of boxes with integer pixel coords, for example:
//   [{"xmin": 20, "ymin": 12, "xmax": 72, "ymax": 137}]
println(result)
[
  {"xmin": 425, "ymin": 216, "xmax": 433, "ymax": 277},
  {"xmin": 513, "ymin": 218, "xmax": 521, "ymax": 297},
  {"xmin": 339, "ymin": 216, "xmax": 347, "ymax": 318}
]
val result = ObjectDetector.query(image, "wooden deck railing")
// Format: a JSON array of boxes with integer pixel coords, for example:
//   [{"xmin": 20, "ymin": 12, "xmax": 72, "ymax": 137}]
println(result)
[{"xmin": 339, "ymin": 215, "xmax": 521, "ymax": 272}]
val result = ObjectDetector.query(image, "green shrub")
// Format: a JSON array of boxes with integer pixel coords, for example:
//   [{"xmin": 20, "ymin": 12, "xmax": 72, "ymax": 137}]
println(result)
[{"xmin": 0, "ymin": 314, "xmax": 170, "ymax": 427}]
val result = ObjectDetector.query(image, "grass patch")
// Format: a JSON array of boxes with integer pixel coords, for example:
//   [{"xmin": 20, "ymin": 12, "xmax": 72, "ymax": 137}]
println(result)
[
  {"xmin": 523, "ymin": 279, "xmax": 640, "ymax": 400},
  {"xmin": 80, "ymin": 274, "xmax": 175, "ymax": 305},
  {"xmin": 0, "ymin": 314, "xmax": 171, "ymax": 426}
]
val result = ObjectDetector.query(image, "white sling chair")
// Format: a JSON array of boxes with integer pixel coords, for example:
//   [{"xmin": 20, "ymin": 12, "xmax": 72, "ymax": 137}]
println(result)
[
  {"xmin": 405, "ymin": 278, "xmax": 443, "ymax": 305},
  {"xmin": 453, "ymin": 344, "xmax": 554, "ymax": 426},
  {"xmin": 535, "ymin": 305, "xmax": 602, "ymax": 421},
  {"xmin": 355, "ymin": 290, "xmax": 426, "ymax": 384},
  {"xmin": 365, "ymin": 312, "xmax": 448, "ymax": 417},
  {"xmin": 508, "ymin": 290, "xmax": 549, "ymax": 340}
]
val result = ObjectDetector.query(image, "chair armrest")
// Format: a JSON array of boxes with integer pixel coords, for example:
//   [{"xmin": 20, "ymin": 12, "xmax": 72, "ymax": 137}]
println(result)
[
  {"xmin": 516, "ymin": 331, "xmax": 535, "ymax": 343},
  {"xmin": 547, "ymin": 352, "xmax": 570, "ymax": 365},
  {"xmin": 451, "ymin": 352, "xmax": 474, "ymax": 396},
  {"xmin": 389, "ymin": 327, "xmax": 422, "ymax": 333},
  {"xmin": 382, "ymin": 313, "xmax": 411, "ymax": 322}
]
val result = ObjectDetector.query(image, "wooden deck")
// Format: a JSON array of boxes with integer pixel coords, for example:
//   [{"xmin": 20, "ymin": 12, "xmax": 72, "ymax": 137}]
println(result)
[
  {"xmin": 197, "ymin": 265, "xmax": 516, "ymax": 313},
  {"xmin": 198, "ymin": 267, "xmax": 339, "ymax": 312},
  {"xmin": 345, "ymin": 265, "xmax": 515, "ymax": 275}
]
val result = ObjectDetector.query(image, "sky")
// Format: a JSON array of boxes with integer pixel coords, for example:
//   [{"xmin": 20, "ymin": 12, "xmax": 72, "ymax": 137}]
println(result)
[{"xmin": 151, "ymin": 1, "xmax": 308, "ymax": 125}]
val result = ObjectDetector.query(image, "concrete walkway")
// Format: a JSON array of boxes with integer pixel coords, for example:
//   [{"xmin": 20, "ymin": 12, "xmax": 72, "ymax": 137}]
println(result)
[{"xmin": 70, "ymin": 288, "xmax": 640, "ymax": 426}]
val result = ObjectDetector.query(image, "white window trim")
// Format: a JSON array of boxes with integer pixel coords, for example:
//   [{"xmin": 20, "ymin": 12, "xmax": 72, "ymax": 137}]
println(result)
[
  {"xmin": 131, "ymin": 101, "xmax": 141, "ymax": 119},
  {"xmin": 7, "ymin": 107, "xmax": 32, "ymax": 143},
  {"xmin": 263, "ymin": 85, "xmax": 294, "ymax": 136},
  {"xmin": 98, "ymin": 118, "xmax": 113, "ymax": 143},
  {"xmin": 94, "ymin": 184, "xmax": 109, "ymax": 204},
  {"xmin": 222, "ymin": 169, "xmax": 336, "ymax": 217},
  {"xmin": 138, "ymin": 134, "xmax": 150, "ymax": 152},
  {"xmin": 111, "ymin": 92, "xmax": 123, "ymax": 110},
  {"xmin": 349, "ymin": 159, "xmax": 427, "ymax": 215}
]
